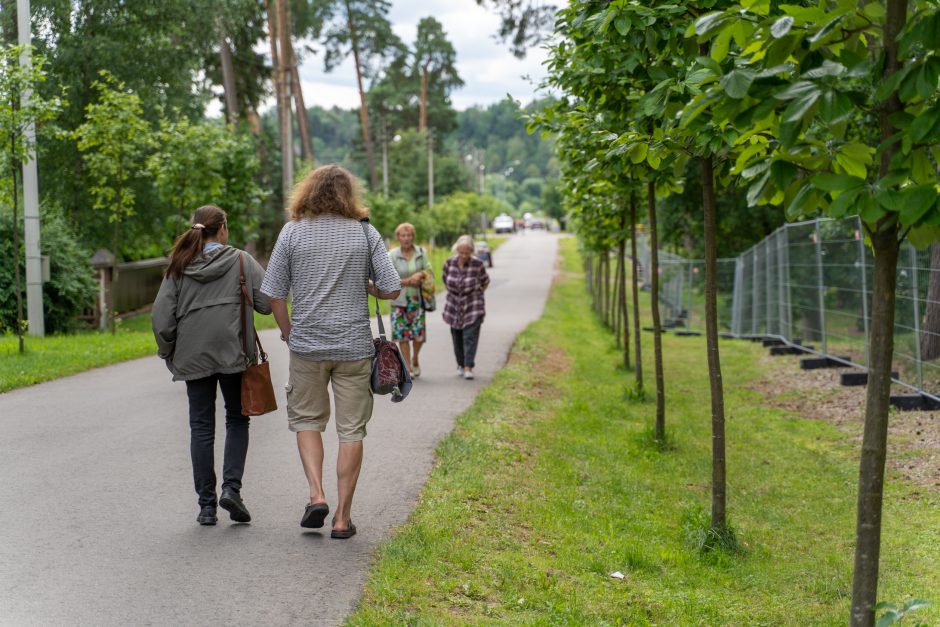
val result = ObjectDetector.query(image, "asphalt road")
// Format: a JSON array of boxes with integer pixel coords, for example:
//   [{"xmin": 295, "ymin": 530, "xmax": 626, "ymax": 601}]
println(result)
[{"xmin": 0, "ymin": 231, "xmax": 558, "ymax": 626}]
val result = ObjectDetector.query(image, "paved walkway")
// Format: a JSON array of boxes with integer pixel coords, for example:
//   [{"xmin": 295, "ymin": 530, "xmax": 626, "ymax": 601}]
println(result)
[{"xmin": 0, "ymin": 232, "xmax": 558, "ymax": 626}]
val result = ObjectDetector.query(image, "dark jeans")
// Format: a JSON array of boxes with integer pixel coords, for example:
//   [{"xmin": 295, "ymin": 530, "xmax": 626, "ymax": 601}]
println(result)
[
  {"xmin": 450, "ymin": 319, "xmax": 483, "ymax": 369},
  {"xmin": 185, "ymin": 372, "xmax": 250, "ymax": 507}
]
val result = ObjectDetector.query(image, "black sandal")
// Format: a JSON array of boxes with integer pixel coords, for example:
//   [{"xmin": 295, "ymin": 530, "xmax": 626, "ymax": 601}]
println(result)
[
  {"xmin": 330, "ymin": 519, "xmax": 357, "ymax": 539},
  {"xmin": 300, "ymin": 502, "xmax": 329, "ymax": 529}
]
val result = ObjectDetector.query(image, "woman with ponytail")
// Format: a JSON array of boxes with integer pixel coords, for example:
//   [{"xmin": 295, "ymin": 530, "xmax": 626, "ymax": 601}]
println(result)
[{"xmin": 152, "ymin": 205, "xmax": 272, "ymax": 526}]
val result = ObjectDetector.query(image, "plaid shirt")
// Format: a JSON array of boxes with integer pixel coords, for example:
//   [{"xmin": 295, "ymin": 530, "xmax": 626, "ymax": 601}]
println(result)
[{"xmin": 442, "ymin": 256, "xmax": 490, "ymax": 329}]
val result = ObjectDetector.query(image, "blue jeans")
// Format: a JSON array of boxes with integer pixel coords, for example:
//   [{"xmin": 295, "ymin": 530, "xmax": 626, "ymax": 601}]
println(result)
[
  {"xmin": 450, "ymin": 319, "xmax": 482, "ymax": 369},
  {"xmin": 184, "ymin": 372, "xmax": 250, "ymax": 507}
]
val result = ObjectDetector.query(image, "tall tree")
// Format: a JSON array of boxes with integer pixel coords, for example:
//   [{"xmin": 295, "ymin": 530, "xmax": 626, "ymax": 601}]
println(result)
[
  {"xmin": 322, "ymin": 0, "xmax": 401, "ymax": 191},
  {"xmin": 473, "ymin": 0, "xmax": 557, "ymax": 58},
  {"xmin": 412, "ymin": 17, "xmax": 462, "ymax": 133}
]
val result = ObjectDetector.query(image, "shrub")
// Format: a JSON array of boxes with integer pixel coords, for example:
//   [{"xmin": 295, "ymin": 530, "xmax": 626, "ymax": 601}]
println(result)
[{"xmin": 0, "ymin": 206, "xmax": 98, "ymax": 334}]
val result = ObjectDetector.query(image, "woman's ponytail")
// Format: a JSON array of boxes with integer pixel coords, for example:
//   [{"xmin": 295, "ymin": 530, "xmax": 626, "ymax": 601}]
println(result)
[{"xmin": 165, "ymin": 205, "xmax": 228, "ymax": 279}]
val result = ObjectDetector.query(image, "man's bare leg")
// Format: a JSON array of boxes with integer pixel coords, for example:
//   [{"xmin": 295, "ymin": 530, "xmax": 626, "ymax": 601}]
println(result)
[
  {"xmin": 297, "ymin": 431, "xmax": 327, "ymax": 504},
  {"xmin": 333, "ymin": 441, "xmax": 363, "ymax": 530}
]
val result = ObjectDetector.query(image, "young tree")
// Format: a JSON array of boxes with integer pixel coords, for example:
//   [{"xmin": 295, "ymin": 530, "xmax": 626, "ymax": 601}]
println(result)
[
  {"xmin": 72, "ymin": 71, "xmax": 150, "ymax": 333},
  {"xmin": 694, "ymin": 1, "xmax": 940, "ymax": 622},
  {"xmin": 0, "ymin": 44, "xmax": 61, "ymax": 352}
]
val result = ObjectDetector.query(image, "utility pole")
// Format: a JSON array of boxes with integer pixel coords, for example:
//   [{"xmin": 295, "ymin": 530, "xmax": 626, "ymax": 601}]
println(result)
[
  {"xmin": 18, "ymin": 0, "xmax": 44, "ymax": 337},
  {"xmin": 427, "ymin": 128, "xmax": 434, "ymax": 209},
  {"xmin": 381, "ymin": 114, "xmax": 388, "ymax": 198},
  {"xmin": 276, "ymin": 0, "xmax": 293, "ymax": 201}
]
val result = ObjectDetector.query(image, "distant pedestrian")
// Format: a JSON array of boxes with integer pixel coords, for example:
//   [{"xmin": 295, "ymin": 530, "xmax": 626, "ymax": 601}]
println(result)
[
  {"xmin": 442, "ymin": 234, "xmax": 490, "ymax": 380},
  {"xmin": 388, "ymin": 222, "xmax": 432, "ymax": 377},
  {"xmin": 152, "ymin": 204, "xmax": 271, "ymax": 526},
  {"xmin": 261, "ymin": 164, "xmax": 401, "ymax": 539}
]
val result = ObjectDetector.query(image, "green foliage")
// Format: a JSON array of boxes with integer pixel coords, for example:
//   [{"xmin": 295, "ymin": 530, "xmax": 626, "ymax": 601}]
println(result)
[
  {"xmin": 146, "ymin": 115, "xmax": 265, "ymax": 248},
  {"xmin": 72, "ymin": 71, "xmax": 150, "ymax": 259},
  {"xmin": 876, "ymin": 599, "xmax": 931, "ymax": 626},
  {"xmin": 0, "ymin": 206, "xmax": 97, "ymax": 334},
  {"xmin": 0, "ymin": 45, "xmax": 63, "ymax": 200},
  {"xmin": 430, "ymin": 191, "xmax": 512, "ymax": 246}
]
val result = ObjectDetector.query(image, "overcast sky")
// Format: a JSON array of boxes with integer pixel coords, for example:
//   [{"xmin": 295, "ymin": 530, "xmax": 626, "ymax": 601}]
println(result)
[{"xmin": 293, "ymin": 0, "xmax": 555, "ymax": 111}]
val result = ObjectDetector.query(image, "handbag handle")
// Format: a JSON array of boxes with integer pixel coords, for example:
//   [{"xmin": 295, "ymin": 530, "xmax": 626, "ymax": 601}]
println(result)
[
  {"xmin": 238, "ymin": 253, "xmax": 267, "ymax": 366},
  {"xmin": 360, "ymin": 220, "xmax": 387, "ymax": 340}
]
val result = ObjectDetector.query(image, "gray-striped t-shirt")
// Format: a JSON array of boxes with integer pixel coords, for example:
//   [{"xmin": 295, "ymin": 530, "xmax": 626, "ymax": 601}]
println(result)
[{"xmin": 260, "ymin": 214, "xmax": 401, "ymax": 361}]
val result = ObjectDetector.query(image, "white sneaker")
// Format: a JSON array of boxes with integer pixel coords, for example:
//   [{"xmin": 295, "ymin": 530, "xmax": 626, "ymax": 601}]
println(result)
[
  {"xmin": 457, "ymin": 367, "xmax": 464, "ymax": 377},
  {"xmin": 463, "ymin": 370, "xmax": 475, "ymax": 380},
  {"xmin": 412, "ymin": 365, "xmax": 421, "ymax": 377}
]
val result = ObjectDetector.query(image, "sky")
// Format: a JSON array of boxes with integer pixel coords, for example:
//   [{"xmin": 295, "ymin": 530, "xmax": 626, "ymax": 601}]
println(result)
[{"xmin": 292, "ymin": 0, "xmax": 555, "ymax": 111}]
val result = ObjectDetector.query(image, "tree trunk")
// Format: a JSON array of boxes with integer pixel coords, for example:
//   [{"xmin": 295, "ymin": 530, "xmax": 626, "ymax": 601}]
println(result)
[
  {"xmin": 850, "ymin": 1, "xmax": 907, "ymax": 623},
  {"xmin": 648, "ymin": 180, "xmax": 665, "ymax": 441},
  {"xmin": 850, "ymin": 228, "xmax": 900, "ymax": 626},
  {"xmin": 266, "ymin": 0, "xmax": 290, "ymax": 206},
  {"xmin": 603, "ymin": 253, "xmax": 611, "ymax": 328},
  {"xmin": 919, "ymin": 244, "xmax": 940, "ymax": 360},
  {"xmin": 219, "ymin": 33, "xmax": 239, "ymax": 125},
  {"xmin": 631, "ymin": 192, "xmax": 643, "ymax": 392},
  {"xmin": 277, "ymin": 0, "xmax": 294, "ymax": 195},
  {"xmin": 345, "ymin": 1, "xmax": 378, "ymax": 191},
  {"xmin": 702, "ymin": 156, "xmax": 727, "ymax": 530},
  {"xmin": 11, "ymin": 154, "xmax": 23, "ymax": 354},
  {"xmin": 613, "ymin": 246, "xmax": 622, "ymax": 349},
  {"xmin": 419, "ymin": 65, "xmax": 429, "ymax": 132},
  {"xmin": 619, "ymin": 208, "xmax": 630, "ymax": 369},
  {"xmin": 288, "ymin": 39, "xmax": 314, "ymax": 163}
]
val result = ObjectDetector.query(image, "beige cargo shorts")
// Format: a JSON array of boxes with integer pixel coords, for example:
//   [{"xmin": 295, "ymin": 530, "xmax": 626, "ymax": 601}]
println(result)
[{"xmin": 286, "ymin": 355, "xmax": 374, "ymax": 442}]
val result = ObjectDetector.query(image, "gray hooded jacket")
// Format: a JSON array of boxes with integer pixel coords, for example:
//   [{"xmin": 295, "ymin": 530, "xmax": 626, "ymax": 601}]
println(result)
[{"xmin": 152, "ymin": 246, "xmax": 272, "ymax": 381}]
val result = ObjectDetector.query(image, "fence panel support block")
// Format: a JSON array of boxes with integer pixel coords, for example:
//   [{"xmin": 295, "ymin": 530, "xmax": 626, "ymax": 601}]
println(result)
[
  {"xmin": 799, "ymin": 356, "xmax": 852, "ymax": 370},
  {"xmin": 840, "ymin": 371, "xmax": 899, "ymax": 386}
]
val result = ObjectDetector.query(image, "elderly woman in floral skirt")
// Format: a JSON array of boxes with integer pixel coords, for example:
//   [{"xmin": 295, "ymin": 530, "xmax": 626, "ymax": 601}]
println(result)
[{"xmin": 387, "ymin": 222, "xmax": 432, "ymax": 377}]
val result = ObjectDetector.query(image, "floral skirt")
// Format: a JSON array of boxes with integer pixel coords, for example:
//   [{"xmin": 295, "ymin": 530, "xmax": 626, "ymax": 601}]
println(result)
[{"xmin": 391, "ymin": 295, "xmax": 426, "ymax": 342}]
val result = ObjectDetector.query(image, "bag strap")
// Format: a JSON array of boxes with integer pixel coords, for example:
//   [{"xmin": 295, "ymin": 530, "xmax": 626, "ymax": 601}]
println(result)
[
  {"xmin": 238, "ymin": 253, "xmax": 267, "ymax": 365},
  {"xmin": 360, "ymin": 220, "xmax": 387, "ymax": 340}
]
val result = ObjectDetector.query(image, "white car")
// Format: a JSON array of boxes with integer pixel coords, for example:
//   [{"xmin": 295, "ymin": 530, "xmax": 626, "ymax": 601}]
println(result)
[{"xmin": 493, "ymin": 214, "xmax": 515, "ymax": 234}]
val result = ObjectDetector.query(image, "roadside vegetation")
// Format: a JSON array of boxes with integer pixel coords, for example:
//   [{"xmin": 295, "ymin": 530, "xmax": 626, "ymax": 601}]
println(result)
[{"xmin": 348, "ymin": 239, "xmax": 938, "ymax": 625}]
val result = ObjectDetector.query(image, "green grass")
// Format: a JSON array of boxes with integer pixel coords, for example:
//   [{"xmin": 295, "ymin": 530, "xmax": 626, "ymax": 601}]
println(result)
[{"xmin": 347, "ymin": 238, "xmax": 939, "ymax": 625}]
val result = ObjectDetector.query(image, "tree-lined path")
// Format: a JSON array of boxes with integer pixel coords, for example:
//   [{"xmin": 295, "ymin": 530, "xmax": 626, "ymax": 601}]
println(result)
[{"xmin": 0, "ymin": 233, "xmax": 558, "ymax": 626}]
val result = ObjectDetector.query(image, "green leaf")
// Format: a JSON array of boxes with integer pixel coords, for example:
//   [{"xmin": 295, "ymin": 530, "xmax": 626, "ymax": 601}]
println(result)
[
  {"xmin": 711, "ymin": 26, "xmax": 733, "ymax": 63},
  {"xmin": 901, "ymin": 599, "xmax": 931, "ymax": 612},
  {"xmin": 803, "ymin": 60, "xmax": 845, "ymax": 79},
  {"xmin": 614, "ymin": 15, "xmax": 632, "ymax": 36},
  {"xmin": 819, "ymin": 90, "xmax": 853, "ymax": 124},
  {"xmin": 911, "ymin": 106, "xmax": 940, "ymax": 143},
  {"xmin": 720, "ymin": 69, "xmax": 756, "ymax": 99},
  {"xmin": 776, "ymin": 80, "xmax": 819, "ymax": 101},
  {"xmin": 835, "ymin": 143, "xmax": 874, "ymax": 179},
  {"xmin": 747, "ymin": 170, "xmax": 771, "ymax": 206},
  {"xmin": 906, "ymin": 224, "xmax": 940, "ymax": 248},
  {"xmin": 783, "ymin": 90, "xmax": 821, "ymax": 123},
  {"xmin": 695, "ymin": 11, "xmax": 729, "ymax": 36},
  {"xmin": 899, "ymin": 185, "xmax": 939, "ymax": 226},
  {"xmin": 827, "ymin": 187, "xmax": 860, "ymax": 218},
  {"xmin": 912, "ymin": 150, "xmax": 934, "ymax": 184},
  {"xmin": 858, "ymin": 191, "xmax": 886, "ymax": 223},
  {"xmin": 771, "ymin": 16, "xmax": 794, "ymax": 38},
  {"xmin": 785, "ymin": 183, "xmax": 815, "ymax": 220},
  {"xmin": 770, "ymin": 160, "xmax": 799, "ymax": 190},
  {"xmin": 629, "ymin": 142, "xmax": 649, "ymax": 164},
  {"xmin": 808, "ymin": 14, "xmax": 845, "ymax": 50},
  {"xmin": 812, "ymin": 173, "xmax": 865, "ymax": 192}
]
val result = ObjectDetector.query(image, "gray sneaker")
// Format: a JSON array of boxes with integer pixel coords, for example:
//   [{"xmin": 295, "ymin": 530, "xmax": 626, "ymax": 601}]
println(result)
[{"xmin": 463, "ymin": 370, "xmax": 475, "ymax": 380}]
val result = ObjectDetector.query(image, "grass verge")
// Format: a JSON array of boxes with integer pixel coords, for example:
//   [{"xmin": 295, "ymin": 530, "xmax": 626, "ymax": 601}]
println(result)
[{"xmin": 347, "ymin": 238, "xmax": 939, "ymax": 625}]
